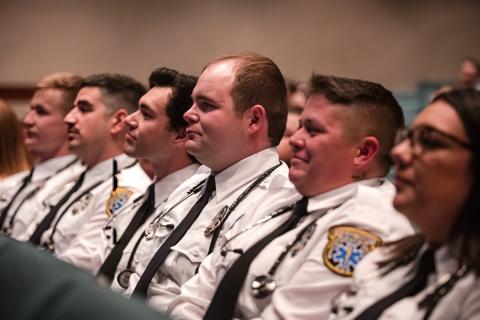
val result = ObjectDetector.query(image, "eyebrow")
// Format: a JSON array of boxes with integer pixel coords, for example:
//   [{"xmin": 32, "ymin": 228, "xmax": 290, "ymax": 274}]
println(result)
[
  {"xmin": 75, "ymin": 100, "xmax": 93, "ymax": 108},
  {"xmin": 139, "ymin": 103, "xmax": 153, "ymax": 113}
]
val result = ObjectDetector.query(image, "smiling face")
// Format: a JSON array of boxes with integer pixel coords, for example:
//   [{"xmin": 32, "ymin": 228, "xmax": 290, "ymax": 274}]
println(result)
[
  {"xmin": 391, "ymin": 100, "xmax": 473, "ymax": 244},
  {"xmin": 184, "ymin": 61, "xmax": 250, "ymax": 172},
  {"xmin": 124, "ymin": 86, "xmax": 176, "ymax": 164},
  {"xmin": 288, "ymin": 95, "xmax": 359, "ymax": 197},
  {"xmin": 23, "ymin": 88, "xmax": 70, "ymax": 161},
  {"xmin": 64, "ymin": 87, "xmax": 111, "ymax": 165}
]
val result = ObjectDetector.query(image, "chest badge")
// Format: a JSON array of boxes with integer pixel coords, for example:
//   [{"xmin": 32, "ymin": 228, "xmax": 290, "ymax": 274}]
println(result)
[{"xmin": 106, "ymin": 187, "xmax": 133, "ymax": 217}]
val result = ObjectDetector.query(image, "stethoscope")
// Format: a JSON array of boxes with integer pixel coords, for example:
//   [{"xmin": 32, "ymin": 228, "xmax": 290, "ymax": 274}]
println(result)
[
  {"xmin": 41, "ymin": 158, "xmax": 136, "ymax": 252},
  {"xmin": 115, "ymin": 177, "xmax": 208, "ymax": 289},
  {"xmin": 115, "ymin": 163, "xmax": 282, "ymax": 289},
  {"xmin": 220, "ymin": 202, "xmax": 341, "ymax": 299}
]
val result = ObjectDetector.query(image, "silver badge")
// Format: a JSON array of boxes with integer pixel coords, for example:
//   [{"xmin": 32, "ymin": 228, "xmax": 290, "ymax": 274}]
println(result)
[
  {"xmin": 204, "ymin": 205, "xmax": 229, "ymax": 237},
  {"xmin": 290, "ymin": 223, "xmax": 317, "ymax": 257},
  {"xmin": 70, "ymin": 193, "xmax": 92, "ymax": 215},
  {"xmin": 251, "ymin": 274, "xmax": 277, "ymax": 299},
  {"xmin": 144, "ymin": 223, "xmax": 156, "ymax": 240}
]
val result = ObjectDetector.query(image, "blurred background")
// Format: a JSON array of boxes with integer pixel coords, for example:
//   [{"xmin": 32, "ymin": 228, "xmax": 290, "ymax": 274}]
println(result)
[{"xmin": 1, "ymin": 0, "xmax": 479, "ymax": 122}]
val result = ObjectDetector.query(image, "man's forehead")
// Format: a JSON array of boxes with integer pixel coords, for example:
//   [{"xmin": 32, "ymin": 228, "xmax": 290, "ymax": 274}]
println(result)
[
  {"xmin": 141, "ymin": 86, "xmax": 173, "ymax": 109},
  {"xmin": 30, "ymin": 88, "xmax": 65, "ymax": 109}
]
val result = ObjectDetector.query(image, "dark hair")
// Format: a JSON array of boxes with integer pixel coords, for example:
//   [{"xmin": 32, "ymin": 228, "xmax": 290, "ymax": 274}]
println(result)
[
  {"xmin": 205, "ymin": 53, "xmax": 288, "ymax": 146},
  {"xmin": 434, "ymin": 89, "xmax": 480, "ymax": 272},
  {"xmin": 81, "ymin": 74, "xmax": 146, "ymax": 114},
  {"xmin": 148, "ymin": 67, "xmax": 197, "ymax": 132},
  {"xmin": 462, "ymin": 56, "xmax": 480, "ymax": 71},
  {"xmin": 148, "ymin": 67, "xmax": 198, "ymax": 163},
  {"xmin": 308, "ymin": 74, "xmax": 405, "ymax": 174}
]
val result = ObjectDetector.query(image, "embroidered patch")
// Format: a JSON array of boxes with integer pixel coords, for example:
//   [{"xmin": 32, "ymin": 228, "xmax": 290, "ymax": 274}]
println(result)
[
  {"xmin": 105, "ymin": 187, "xmax": 133, "ymax": 216},
  {"xmin": 323, "ymin": 226, "xmax": 382, "ymax": 277}
]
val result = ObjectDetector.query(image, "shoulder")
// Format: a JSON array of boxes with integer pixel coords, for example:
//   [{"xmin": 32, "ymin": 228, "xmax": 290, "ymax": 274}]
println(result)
[{"xmin": 334, "ymin": 181, "xmax": 414, "ymax": 241}]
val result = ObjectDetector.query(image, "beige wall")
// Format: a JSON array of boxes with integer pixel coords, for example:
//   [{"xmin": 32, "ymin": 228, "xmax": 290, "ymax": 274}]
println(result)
[{"xmin": 1, "ymin": 0, "xmax": 479, "ymax": 92}]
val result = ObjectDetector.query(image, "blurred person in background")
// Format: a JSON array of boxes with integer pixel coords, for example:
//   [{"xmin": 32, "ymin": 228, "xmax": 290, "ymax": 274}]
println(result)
[
  {"xmin": 458, "ymin": 57, "xmax": 480, "ymax": 90},
  {"xmin": 0, "ymin": 99, "xmax": 32, "ymax": 181}
]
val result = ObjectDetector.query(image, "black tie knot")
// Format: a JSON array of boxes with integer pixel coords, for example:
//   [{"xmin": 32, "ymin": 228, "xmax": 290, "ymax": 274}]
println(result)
[
  {"xmin": 203, "ymin": 174, "xmax": 216, "ymax": 197},
  {"xmin": 292, "ymin": 197, "xmax": 309, "ymax": 218}
]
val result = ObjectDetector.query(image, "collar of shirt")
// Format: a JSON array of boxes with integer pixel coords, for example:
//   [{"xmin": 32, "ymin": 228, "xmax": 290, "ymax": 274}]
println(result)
[
  {"xmin": 212, "ymin": 147, "xmax": 281, "ymax": 204},
  {"xmin": 432, "ymin": 244, "xmax": 460, "ymax": 281},
  {"xmin": 84, "ymin": 154, "xmax": 135, "ymax": 183},
  {"xmin": 153, "ymin": 164, "xmax": 200, "ymax": 207},
  {"xmin": 31, "ymin": 154, "xmax": 79, "ymax": 183},
  {"xmin": 307, "ymin": 178, "xmax": 384, "ymax": 213}
]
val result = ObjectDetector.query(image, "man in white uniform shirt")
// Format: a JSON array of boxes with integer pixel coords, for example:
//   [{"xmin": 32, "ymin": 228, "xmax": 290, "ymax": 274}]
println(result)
[
  {"xmin": 0, "ymin": 73, "xmax": 84, "ymax": 239},
  {"xmin": 123, "ymin": 53, "xmax": 299, "ymax": 311},
  {"xmin": 169, "ymin": 75, "xmax": 415, "ymax": 320},
  {"xmin": 23, "ymin": 74, "xmax": 151, "ymax": 255},
  {"xmin": 59, "ymin": 68, "xmax": 200, "ymax": 279}
]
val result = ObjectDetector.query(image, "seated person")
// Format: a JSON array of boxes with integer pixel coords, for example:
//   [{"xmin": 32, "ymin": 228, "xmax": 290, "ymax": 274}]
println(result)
[
  {"xmin": 330, "ymin": 89, "xmax": 480, "ymax": 319},
  {"xmin": 169, "ymin": 74, "xmax": 415, "ymax": 319}
]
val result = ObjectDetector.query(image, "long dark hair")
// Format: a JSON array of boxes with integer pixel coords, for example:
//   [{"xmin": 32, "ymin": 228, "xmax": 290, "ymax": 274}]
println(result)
[{"xmin": 380, "ymin": 89, "xmax": 480, "ymax": 273}]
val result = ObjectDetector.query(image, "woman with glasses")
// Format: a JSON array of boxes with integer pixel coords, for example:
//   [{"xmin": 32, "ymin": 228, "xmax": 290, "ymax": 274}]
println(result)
[{"xmin": 330, "ymin": 88, "xmax": 480, "ymax": 320}]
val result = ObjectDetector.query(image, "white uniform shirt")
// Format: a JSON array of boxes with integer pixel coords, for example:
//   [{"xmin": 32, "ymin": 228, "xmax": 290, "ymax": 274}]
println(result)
[
  {"xmin": 169, "ymin": 179, "xmax": 415, "ymax": 320},
  {"xmin": 0, "ymin": 170, "xmax": 29, "ymax": 194},
  {"xmin": 124, "ymin": 148, "xmax": 299, "ymax": 312},
  {"xmin": 329, "ymin": 244, "xmax": 480, "ymax": 320},
  {"xmin": 22, "ymin": 154, "xmax": 150, "ymax": 254},
  {"xmin": 0, "ymin": 155, "xmax": 84, "ymax": 239},
  {"xmin": 60, "ymin": 163, "xmax": 199, "ymax": 273}
]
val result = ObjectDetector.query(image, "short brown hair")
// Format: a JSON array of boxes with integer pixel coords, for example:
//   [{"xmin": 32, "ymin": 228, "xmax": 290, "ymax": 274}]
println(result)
[
  {"xmin": 80, "ymin": 73, "xmax": 146, "ymax": 115},
  {"xmin": 206, "ymin": 53, "xmax": 288, "ymax": 146},
  {"xmin": 36, "ymin": 72, "xmax": 83, "ymax": 115},
  {"xmin": 308, "ymin": 74, "xmax": 404, "ymax": 174}
]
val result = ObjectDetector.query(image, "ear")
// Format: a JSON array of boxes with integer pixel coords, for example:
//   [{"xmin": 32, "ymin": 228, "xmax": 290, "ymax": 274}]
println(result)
[
  {"xmin": 110, "ymin": 108, "xmax": 128, "ymax": 134},
  {"xmin": 172, "ymin": 127, "xmax": 188, "ymax": 144},
  {"xmin": 353, "ymin": 136, "xmax": 380, "ymax": 170},
  {"xmin": 246, "ymin": 105, "xmax": 267, "ymax": 134}
]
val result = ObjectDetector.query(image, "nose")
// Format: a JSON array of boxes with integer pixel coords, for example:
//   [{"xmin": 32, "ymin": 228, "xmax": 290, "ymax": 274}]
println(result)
[
  {"xmin": 23, "ymin": 110, "xmax": 35, "ymax": 127},
  {"xmin": 64, "ymin": 107, "xmax": 77, "ymax": 125},
  {"xmin": 183, "ymin": 104, "xmax": 198, "ymax": 124},
  {"xmin": 289, "ymin": 127, "xmax": 305, "ymax": 152},
  {"xmin": 390, "ymin": 139, "xmax": 413, "ymax": 170},
  {"xmin": 124, "ymin": 111, "xmax": 138, "ymax": 130}
]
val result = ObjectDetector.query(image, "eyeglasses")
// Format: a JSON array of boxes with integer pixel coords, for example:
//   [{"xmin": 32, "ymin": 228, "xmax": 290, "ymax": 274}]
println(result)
[{"xmin": 395, "ymin": 126, "xmax": 476, "ymax": 157}]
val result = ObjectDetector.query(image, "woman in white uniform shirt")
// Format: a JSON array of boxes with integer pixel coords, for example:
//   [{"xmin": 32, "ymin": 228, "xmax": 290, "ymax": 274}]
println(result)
[{"xmin": 330, "ymin": 88, "xmax": 480, "ymax": 320}]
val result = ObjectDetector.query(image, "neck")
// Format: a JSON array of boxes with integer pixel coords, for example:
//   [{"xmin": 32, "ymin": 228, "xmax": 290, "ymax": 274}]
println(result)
[
  {"xmin": 151, "ymin": 152, "xmax": 194, "ymax": 180},
  {"xmin": 84, "ymin": 143, "xmax": 123, "ymax": 169},
  {"xmin": 36, "ymin": 143, "xmax": 70, "ymax": 163},
  {"xmin": 211, "ymin": 142, "xmax": 271, "ymax": 174}
]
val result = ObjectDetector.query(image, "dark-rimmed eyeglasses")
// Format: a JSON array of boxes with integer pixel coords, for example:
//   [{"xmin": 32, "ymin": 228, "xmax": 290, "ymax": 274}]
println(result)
[{"xmin": 395, "ymin": 125, "xmax": 476, "ymax": 157}]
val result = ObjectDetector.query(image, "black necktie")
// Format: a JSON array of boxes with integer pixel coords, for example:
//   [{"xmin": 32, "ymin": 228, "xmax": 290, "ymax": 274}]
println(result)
[
  {"xmin": 0, "ymin": 168, "xmax": 35, "ymax": 229},
  {"xmin": 353, "ymin": 248, "xmax": 436, "ymax": 320},
  {"xmin": 29, "ymin": 171, "xmax": 86, "ymax": 245},
  {"xmin": 132, "ymin": 175, "xmax": 216, "ymax": 297},
  {"xmin": 97, "ymin": 183, "xmax": 156, "ymax": 284},
  {"xmin": 203, "ymin": 197, "xmax": 309, "ymax": 320}
]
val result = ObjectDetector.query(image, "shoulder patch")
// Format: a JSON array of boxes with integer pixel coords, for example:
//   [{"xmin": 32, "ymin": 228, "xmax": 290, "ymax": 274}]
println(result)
[
  {"xmin": 106, "ymin": 187, "xmax": 133, "ymax": 216},
  {"xmin": 323, "ymin": 226, "xmax": 382, "ymax": 277}
]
